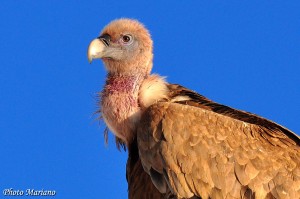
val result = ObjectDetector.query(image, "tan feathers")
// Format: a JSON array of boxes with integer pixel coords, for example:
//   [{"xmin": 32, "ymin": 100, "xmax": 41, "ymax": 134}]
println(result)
[{"xmin": 137, "ymin": 98, "xmax": 300, "ymax": 198}]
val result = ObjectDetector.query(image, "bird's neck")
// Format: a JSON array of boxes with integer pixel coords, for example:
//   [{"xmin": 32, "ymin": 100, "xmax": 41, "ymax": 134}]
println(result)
[
  {"xmin": 103, "ymin": 58, "xmax": 153, "ymax": 76},
  {"xmin": 101, "ymin": 72, "xmax": 147, "ymax": 146},
  {"xmin": 104, "ymin": 73, "xmax": 145, "ymax": 94}
]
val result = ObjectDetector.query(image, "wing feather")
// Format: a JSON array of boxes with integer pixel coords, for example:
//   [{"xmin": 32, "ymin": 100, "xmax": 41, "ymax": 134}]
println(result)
[{"xmin": 137, "ymin": 85, "xmax": 300, "ymax": 198}]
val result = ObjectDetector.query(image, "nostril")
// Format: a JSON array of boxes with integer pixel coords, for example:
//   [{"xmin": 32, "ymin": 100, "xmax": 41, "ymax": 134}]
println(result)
[{"xmin": 98, "ymin": 33, "xmax": 111, "ymax": 46}]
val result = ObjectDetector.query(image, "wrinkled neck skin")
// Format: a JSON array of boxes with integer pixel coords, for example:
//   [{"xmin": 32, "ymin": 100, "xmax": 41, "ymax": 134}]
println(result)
[
  {"xmin": 104, "ymin": 73, "xmax": 145, "ymax": 95},
  {"xmin": 101, "ymin": 63, "xmax": 149, "ymax": 147}
]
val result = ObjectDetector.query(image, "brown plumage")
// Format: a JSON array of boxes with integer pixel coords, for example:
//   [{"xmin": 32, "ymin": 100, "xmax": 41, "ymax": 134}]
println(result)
[{"xmin": 87, "ymin": 18, "xmax": 300, "ymax": 199}]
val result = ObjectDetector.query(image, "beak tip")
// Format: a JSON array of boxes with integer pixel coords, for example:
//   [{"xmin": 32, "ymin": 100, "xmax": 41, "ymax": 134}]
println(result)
[
  {"xmin": 88, "ymin": 56, "xmax": 93, "ymax": 64},
  {"xmin": 87, "ymin": 38, "xmax": 106, "ymax": 63}
]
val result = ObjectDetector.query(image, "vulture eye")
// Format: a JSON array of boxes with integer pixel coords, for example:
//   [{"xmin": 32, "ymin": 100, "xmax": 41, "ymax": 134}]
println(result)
[{"xmin": 121, "ymin": 35, "xmax": 133, "ymax": 44}]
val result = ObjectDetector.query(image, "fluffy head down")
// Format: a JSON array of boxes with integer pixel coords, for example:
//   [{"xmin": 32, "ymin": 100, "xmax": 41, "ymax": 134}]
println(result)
[{"xmin": 88, "ymin": 19, "xmax": 154, "ymax": 75}]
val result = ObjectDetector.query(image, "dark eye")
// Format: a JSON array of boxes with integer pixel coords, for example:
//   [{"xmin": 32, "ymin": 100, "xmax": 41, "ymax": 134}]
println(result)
[{"xmin": 122, "ymin": 35, "xmax": 132, "ymax": 43}]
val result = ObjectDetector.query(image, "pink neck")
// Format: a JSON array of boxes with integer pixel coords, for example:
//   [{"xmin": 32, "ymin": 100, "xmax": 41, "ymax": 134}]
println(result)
[
  {"xmin": 104, "ymin": 74, "xmax": 145, "ymax": 94},
  {"xmin": 101, "ymin": 74, "xmax": 146, "ymax": 145}
]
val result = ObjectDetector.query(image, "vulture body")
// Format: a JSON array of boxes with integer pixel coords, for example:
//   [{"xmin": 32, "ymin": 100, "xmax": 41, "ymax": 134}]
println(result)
[{"xmin": 87, "ymin": 19, "xmax": 300, "ymax": 199}]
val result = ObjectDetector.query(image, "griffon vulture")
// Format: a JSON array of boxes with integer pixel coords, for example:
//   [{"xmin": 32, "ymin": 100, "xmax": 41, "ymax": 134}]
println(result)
[{"xmin": 87, "ymin": 19, "xmax": 300, "ymax": 199}]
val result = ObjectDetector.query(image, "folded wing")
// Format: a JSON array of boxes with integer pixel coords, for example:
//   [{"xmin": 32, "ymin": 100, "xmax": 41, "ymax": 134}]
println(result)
[{"xmin": 137, "ymin": 84, "xmax": 300, "ymax": 199}]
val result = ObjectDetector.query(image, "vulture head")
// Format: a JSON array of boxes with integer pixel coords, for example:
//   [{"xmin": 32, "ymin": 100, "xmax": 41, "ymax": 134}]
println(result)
[{"xmin": 88, "ymin": 19, "xmax": 153, "ymax": 75}]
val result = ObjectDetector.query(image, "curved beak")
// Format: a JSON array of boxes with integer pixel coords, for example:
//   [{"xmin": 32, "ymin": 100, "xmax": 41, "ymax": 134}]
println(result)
[{"xmin": 87, "ymin": 38, "xmax": 106, "ymax": 63}]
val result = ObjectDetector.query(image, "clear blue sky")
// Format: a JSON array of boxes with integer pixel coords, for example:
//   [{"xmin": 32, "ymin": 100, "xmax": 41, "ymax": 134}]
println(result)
[{"xmin": 1, "ymin": 1, "xmax": 299, "ymax": 198}]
